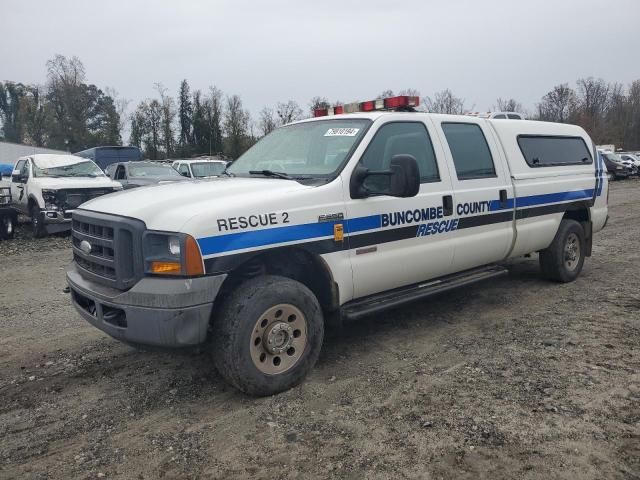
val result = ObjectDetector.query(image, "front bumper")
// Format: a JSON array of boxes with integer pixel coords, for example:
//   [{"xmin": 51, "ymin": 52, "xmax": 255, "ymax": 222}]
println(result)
[{"xmin": 67, "ymin": 265, "xmax": 226, "ymax": 347}]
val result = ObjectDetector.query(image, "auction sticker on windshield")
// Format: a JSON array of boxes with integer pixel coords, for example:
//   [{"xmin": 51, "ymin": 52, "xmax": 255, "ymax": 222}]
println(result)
[{"xmin": 324, "ymin": 128, "xmax": 360, "ymax": 137}]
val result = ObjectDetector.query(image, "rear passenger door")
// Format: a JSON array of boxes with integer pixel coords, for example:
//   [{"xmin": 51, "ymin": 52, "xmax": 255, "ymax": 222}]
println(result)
[
  {"xmin": 345, "ymin": 119, "xmax": 457, "ymax": 299},
  {"xmin": 434, "ymin": 119, "xmax": 515, "ymax": 270}
]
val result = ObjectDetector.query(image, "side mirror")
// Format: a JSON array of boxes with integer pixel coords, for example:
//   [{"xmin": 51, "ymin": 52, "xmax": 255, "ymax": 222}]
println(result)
[
  {"xmin": 350, "ymin": 154, "xmax": 420, "ymax": 199},
  {"xmin": 180, "ymin": 171, "xmax": 190, "ymax": 177}
]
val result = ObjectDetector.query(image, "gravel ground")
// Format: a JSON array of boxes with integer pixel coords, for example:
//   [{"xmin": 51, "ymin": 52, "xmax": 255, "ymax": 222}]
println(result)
[{"xmin": 0, "ymin": 180, "xmax": 639, "ymax": 480}]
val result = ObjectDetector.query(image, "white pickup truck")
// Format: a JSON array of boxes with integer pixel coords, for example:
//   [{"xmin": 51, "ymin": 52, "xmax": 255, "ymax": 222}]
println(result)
[
  {"xmin": 66, "ymin": 95, "xmax": 608, "ymax": 395},
  {"xmin": 10, "ymin": 154, "xmax": 122, "ymax": 237}
]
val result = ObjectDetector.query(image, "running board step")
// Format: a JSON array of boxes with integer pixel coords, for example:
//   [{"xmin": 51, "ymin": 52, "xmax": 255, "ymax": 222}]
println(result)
[{"xmin": 341, "ymin": 265, "xmax": 508, "ymax": 321}]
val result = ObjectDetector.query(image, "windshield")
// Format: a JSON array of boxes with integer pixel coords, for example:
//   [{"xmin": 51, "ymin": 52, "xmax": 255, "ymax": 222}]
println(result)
[
  {"xmin": 33, "ymin": 160, "xmax": 105, "ymax": 178},
  {"xmin": 227, "ymin": 119, "xmax": 370, "ymax": 178},
  {"xmin": 604, "ymin": 153, "xmax": 623, "ymax": 163},
  {"xmin": 191, "ymin": 162, "xmax": 227, "ymax": 177},
  {"xmin": 129, "ymin": 163, "xmax": 182, "ymax": 178}
]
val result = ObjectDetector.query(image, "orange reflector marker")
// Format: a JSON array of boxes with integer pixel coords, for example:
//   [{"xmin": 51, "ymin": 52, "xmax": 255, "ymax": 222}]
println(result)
[
  {"xmin": 334, "ymin": 223, "xmax": 344, "ymax": 242},
  {"xmin": 150, "ymin": 261, "xmax": 182, "ymax": 274},
  {"xmin": 185, "ymin": 235, "xmax": 205, "ymax": 276}
]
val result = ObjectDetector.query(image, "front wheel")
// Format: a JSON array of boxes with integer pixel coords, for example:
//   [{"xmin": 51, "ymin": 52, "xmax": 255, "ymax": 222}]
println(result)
[
  {"xmin": 211, "ymin": 275, "xmax": 324, "ymax": 396},
  {"xmin": 30, "ymin": 204, "xmax": 47, "ymax": 238},
  {"xmin": 539, "ymin": 219, "xmax": 586, "ymax": 282}
]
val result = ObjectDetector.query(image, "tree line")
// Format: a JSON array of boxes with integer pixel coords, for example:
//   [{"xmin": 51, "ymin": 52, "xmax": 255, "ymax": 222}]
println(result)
[{"xmin": 1, "ymin": 55, "xmax": 640, "ymax": 159}]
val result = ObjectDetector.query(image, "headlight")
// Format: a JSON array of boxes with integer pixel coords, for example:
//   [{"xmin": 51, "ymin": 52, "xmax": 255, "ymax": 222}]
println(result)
[
  {"xmin": 41, "ymin": 189, "xmax": 60, "ymax": 210},
  {"xmin": 142, "ymin": 232, "xmax": 204, "ymax": 276}
]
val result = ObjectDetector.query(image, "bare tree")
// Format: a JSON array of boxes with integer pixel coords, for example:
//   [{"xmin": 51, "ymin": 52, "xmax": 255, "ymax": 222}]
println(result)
[
  {"xmin": 377, "ymin": 89, "xmax": 395, "ymax": 99},
  {"xmin": 536, "ymin": 84, "xmax": 577, "ymax": 123},
  {"xmin": 423, "ymin": 89, "xmax": 466, "ymax": 114},
  {"xmin": 398, "ymin": 88, "xmax": 420, "ymax": 97},
  {"xmin": 494, "ymin": 97, "xmax": 523, "ymax": 113},
  {"xmin": 308, "ymin": 96, "xmax": 330, "ymax": 116},
  {"xmin": 155, "ymin": 83, "xmax": 176, "ymax": 158},
  {"xmin": 224, "ymin": 94, "xmax": 250, "ymax": 159},
  {"xmin": 575, "ymin": 77, "xmax": 611, "ymax": 142},
  {"xmin": 258, "ymin": 106, "xmax": 277, "ymax": 136},
  {"xmin": 105, "ymin": 87, "xmax": 130, "ymax": 138},
  {"xmin": 207, "ymin": 86, "xmax": 224, "ymax": 155},
  {"xmin": 275, "ymin": 100, "xmax": 302, "ymax": 126}
]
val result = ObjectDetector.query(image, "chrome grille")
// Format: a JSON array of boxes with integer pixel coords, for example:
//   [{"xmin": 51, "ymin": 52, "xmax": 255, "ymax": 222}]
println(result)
[{"xmin": 71, "ymin": 211, "xmax": 145, "ymax": 290}]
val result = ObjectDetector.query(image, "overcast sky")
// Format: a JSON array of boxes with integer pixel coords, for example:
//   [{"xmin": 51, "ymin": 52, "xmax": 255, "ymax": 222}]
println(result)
[{"xmin": 2, "ymin": 0, "xmax": 640, "ymax": 120}]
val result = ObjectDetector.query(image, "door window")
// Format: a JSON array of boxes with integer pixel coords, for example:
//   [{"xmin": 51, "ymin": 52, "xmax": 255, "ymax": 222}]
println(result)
[
  {"xmin": 21, "ymin": 160, "xmax": 30, "ymax": 178},
  {"xmin": 442, "ymin": 123, "xmax": 496, "ymax": 180},
  {"xmin": 115, "ymin": 165, "xmax": 126, "ymax": 180},
  {"xmin": 179, "ymin": 164, "xmax": 190, "ymax": 177},
  {"xmin": 11, "ymin": 160, "xmax": 26, "ymax": 183},
  {"xmin": 358, "ymin": 122, "xmax": 439, "ymax": 193}
]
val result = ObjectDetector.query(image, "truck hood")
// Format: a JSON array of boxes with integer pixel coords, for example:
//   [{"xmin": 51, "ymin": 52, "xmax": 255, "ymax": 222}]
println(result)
[
  {"xmin": 79, "ymin": 177, "xmax": 314, "ymax": 230},
  {"xmin": 32, "ymin": 176, "xmax": 121, "ymax": 190}
]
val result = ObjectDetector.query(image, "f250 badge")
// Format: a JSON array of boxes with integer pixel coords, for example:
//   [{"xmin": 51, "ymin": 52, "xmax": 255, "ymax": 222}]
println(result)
[{"xmin": 318, "ymin": 212, "xmax": 344, "ymax": 222}]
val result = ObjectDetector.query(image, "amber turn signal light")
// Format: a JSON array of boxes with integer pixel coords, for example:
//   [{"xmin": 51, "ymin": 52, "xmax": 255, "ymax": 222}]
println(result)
[
  {"xmin": 184, "ymin": 235, "xmax": 205, "ymax": 276},
  {"xmin": 150, "ymin": 261, "xmax": 182, "ymax": 274}
]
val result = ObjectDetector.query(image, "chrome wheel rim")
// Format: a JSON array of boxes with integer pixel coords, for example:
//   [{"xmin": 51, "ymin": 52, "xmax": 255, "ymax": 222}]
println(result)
[
  {"xmin": 564, "ymin": 232, "xmax": 580, "ymax": 271},
  {"xmin": 250, "ymin": 304, "xmax": 307, "ymax": 375}
]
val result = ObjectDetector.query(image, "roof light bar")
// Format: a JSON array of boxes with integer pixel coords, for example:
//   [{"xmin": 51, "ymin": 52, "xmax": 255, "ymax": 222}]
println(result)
[{"xmin": 313, "ymin": 95, "xmax": 420, "ymax": 117}]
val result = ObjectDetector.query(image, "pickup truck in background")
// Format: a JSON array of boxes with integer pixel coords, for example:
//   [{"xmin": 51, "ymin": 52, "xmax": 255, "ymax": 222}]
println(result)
[
  {"xmin": 66, "ymin": 95, "xmax": 609, "ymax": 395},
  {"xmin": 10, "ymin": 154, "xmax": 122, "ymax": 238}
]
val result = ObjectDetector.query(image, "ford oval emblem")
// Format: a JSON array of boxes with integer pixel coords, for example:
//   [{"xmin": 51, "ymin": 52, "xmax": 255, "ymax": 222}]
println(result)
[{"xmin": 79, "ymin": 240, "xmax": 92, "ymax": 254}]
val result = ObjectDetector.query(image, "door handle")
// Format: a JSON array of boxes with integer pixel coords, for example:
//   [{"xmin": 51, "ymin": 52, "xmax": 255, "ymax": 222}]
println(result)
[
  {"xmin": 499, "ymin": 189, "xmax": 508, "ymax": 207},
  {"xmin": 17, "ymin": 185, "xmax": 24, "ymax": 189},
  {"xmin": 442, "ymin": 195, "xmax": 453, "ymax": 216}
]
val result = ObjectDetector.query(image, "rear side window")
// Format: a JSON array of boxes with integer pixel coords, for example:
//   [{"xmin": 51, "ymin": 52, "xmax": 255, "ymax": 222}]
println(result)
[
  {"xmin": 442, "ymin": 123, "xmax": 496, "ymax": 180},
  {"xmin": 507, "ymin": 114, "xmax": 522, "ymax": 120},
  {"xmin": 518, "ymin": 136, "xmax": 592, "ymax": 167}
]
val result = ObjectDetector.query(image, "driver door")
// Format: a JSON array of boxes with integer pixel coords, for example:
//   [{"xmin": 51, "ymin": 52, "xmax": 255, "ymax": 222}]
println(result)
[
  {"xmin": 343, "ymin": 119, "xmax": 457, "ymax": 299},
  {"xmin": 11, "ymin": 159, "xmax": 30, "ymax": 214}
]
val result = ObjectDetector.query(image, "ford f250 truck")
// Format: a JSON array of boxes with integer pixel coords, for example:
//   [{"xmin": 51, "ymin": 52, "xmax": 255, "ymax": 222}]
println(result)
[
  {"xmin": 10, "ymin": 154, "xmax": 122, "ymax": 237},
  {"xmin": 66, "ymin": 95, "xmax": 608, "ymax": 396}
]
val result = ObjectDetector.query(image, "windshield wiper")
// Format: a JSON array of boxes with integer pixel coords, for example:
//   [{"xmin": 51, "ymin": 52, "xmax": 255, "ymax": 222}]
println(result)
[
  {"xmin": 249, "ymin": 170, "xmax": 311, "ymax": 180},
  {"xmin": 249, "ymin": 169, "xmax": 295, "ymax": 180}
]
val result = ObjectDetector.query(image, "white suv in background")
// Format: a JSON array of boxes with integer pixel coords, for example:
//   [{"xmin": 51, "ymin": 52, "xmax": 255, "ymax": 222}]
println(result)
[{"xmin": 172, "ymin": 159, "xmax": 229, "ymax": 179}]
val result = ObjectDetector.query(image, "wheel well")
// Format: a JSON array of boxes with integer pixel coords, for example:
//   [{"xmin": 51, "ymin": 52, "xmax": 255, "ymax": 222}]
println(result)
[
  {"xmin": 218, "ymin": 247, "xmax": 340, "ymax": 313},
  {"xmin": 563, "ymin": 207, "xmax": 590, "ymax": 224},
  {"xmin": 27, "ymin": 196, "xmax": 39, "ymax": 212}
]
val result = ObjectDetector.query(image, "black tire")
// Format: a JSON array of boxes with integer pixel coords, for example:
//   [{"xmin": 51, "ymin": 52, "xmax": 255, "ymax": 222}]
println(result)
[
  {"xmin": 539, "ymin": 219, "xmax": 586, "ymax": 283},
  {"xmin": 1, "ymin": 214, "xmax": 15, "ymax": 239},
  {"xmin": 211, "ymin": 275, "xmax": 324, "ymax": 396},
  {"xmin": 30, "ymin": 203, "xmax": 47, "ymax": 238}
]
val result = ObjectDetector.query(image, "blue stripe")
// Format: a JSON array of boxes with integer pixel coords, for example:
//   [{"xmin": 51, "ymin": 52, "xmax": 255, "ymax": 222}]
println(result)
[
  {"xmin": 198, "ymin": 188, "xmax": 595, "ymax": 256},
  {"xmin": 346, "ymin": 214, "xmax": 381, "ymax": 233},
  {"xmin": 198, "ymin": 220, "xmax": 339, "ymax": 255},
  {"xmin": 513, "ymin": 189, "xmax": 594, "ymax": 208}
]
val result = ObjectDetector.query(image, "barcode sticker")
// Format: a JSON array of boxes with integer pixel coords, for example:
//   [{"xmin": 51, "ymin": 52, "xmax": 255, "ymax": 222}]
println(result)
[{"xmin": 324, "ymin": 128, "xmax": 360, "ymax": 137}]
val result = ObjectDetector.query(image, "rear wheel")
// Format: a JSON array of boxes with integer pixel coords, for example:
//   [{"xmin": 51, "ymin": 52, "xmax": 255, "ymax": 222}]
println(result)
[
  {"xmin": 30, "ymin": 204, "xmax": 47, "ymax": 238},
  {"xmin": 1, "ymin": 214, "xmax": 15, "ymax": 239},
  {"xmin": 211, "ymin": 275, "xmax": 324, "ymax": 396},
  {"xmin": 539, "ymin": 219, "xmax": 586, "ymax": 282}
]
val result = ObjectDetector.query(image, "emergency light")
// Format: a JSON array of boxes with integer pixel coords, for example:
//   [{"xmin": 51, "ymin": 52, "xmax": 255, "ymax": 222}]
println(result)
[{"xmin": 313, "ymin": 95, "xmax": 420, "ymax": 117}]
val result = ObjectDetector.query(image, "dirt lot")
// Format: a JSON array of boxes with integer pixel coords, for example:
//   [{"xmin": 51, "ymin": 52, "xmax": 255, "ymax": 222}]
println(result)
[{"xmin": 1, "ymin": 181, "xmax": 639, "ymax": 480}]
